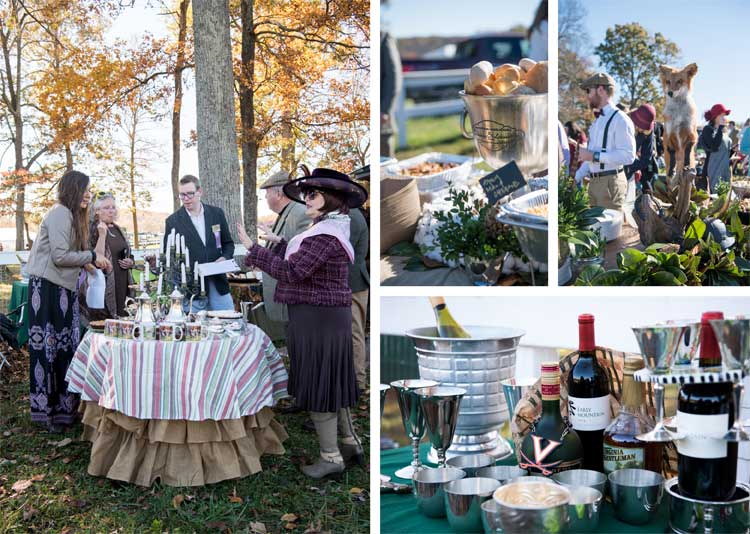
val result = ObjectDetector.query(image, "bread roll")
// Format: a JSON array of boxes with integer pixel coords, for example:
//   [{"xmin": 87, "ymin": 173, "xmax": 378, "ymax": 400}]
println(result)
[{"xmin": 523, "ymin": 61, "xmax": 548, "ymax": 94}]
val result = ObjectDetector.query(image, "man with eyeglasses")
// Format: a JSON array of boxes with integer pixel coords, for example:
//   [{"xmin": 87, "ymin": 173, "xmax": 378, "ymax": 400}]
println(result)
[
  {"xmin": 575, "ymin": 72, "xmax": 636, "ymax": 210},
  {"xmin": 163, "ymin": 174, "xmax": 235, "ymax": 310}
]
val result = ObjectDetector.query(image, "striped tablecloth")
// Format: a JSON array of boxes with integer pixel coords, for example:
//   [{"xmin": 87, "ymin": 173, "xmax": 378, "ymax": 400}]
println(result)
[{"xmin": 66, "ymin": 328, "xmax": 289, "ymax": 421}]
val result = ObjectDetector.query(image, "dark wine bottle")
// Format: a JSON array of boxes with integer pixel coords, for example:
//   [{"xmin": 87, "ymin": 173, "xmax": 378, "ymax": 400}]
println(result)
[
  {"xmin": 519, "ymin": 362, "xmax": 583, "ymax": 475},
  {"xmin": 677, "ymin": 311, "xmax": 737, "ymax": 501},
  {"xmin": 567, "ymin": 313, "xmax": 611, "ymax": 473},
  {"xmin": 428, "ymin": 297, "xmax": 470, "ymax": 338}
]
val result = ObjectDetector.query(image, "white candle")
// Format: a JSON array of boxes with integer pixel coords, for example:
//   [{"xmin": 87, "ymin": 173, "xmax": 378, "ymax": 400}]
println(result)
[
  {"xmin": 194, "ymin": 261, "xmax": 198, "ymax": 281},
  {"xmin": 175, "ymin": 233, "xmax": 180, "ymax": 255},
  {"xmin": 157, "ymin": 272, "xmax": 163, "ymax": 295},
  {"xmin": 185, "ymin": 245, "xmax": 190, "ymax": 267},
  {"xmin": 144, "ymin": 259, "xmax": 150, "ymax": 283},
  {"xmin": 139, "ymin": 267, "xmax": 144, "ymax": 291},
  {"xmin": 181, "ymin": 262, "xmax": 186, "ymax": 285},
  {"xmin": 166, "ymin": 235, "xmax": 171, "ymax": 268},
  {"xmin": 181, "ymin": 235, "xmax": 186, "ymax": 257},
  {"xmin": 200, "ymin": 274, "xmax": 205, "ymax": 294}
]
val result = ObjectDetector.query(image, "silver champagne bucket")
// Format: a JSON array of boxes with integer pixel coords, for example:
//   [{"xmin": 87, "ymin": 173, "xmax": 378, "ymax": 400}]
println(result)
[
  {"xmin": 406, "ymin": 325, "xmax": 525, "ymax": 463},
  {"xmin": 459, "ymin": 91, "xmax": 548, "ymax": 176}
]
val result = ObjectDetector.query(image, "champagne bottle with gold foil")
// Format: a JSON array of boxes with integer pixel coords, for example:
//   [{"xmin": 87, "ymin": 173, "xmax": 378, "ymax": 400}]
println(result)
[
  {"xmin": 428, "ymin": 297, "xmax": 470, "ymax": 338},
  {"xmin": 519, "ymin": 362, "xmax": 583, "ymax": 476},
  {"xmin": 602, "ymin": 357, "xmax": 661, "ymax": 475}
]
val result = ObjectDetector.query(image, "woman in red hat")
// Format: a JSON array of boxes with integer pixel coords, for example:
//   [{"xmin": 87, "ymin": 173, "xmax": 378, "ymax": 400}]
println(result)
[
  {"xmin": 236, "ymin": 167, "xmax": 367, "ymax": 479},
  {"xmin": 626, "ymin": 104, "xmax": 659, "ymax": 193},
  {"xmin": 699, "ymin": 103, "xmax": 732, "ymax": 192}
]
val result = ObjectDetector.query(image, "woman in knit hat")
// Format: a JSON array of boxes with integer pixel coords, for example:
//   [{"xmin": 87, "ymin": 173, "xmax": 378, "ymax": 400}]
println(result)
[
  {"xmin": 699, "ymin": 103, "xmax": 732, "ymax": 192},
  {"xmin": 626, "ymin": 104, "xmax": 659, "ymax": 193}
]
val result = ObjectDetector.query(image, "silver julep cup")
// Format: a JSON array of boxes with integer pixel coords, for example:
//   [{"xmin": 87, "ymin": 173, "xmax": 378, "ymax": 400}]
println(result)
[
  {"xmin": 566, "ymin": 486, "xmax": 603, "ymax": 532},
  {"xmin": 445, "ymin": 477, "xmax": 502, "ymax": 532},
  {"xmin": 459, "ymin": 91, "xmax": 548, "ymax": 175},
  {"xmin": 608, "ymin": 468, "xmax": 664, "ymax": 525},
  {"xmin": 494, "ymin": 481, "xmax": 571, "ymax": 534},
  {"xmin": 413, "ymin": 467, "xmax": 466, "ymax": 518},
  {"xmin": 665, "ymin": 477, "xmax": 750, "ymax": 534},
  {"xmin": 476, "ymin": 465, "xmax": 528, "ymax": 485},
  {"xmin": 407, "ymin": 326, "xmax": 525, "ymax": 464},
  {"xmin": 446, "ymin": 453, "xmax": 496, "ymax": 478},
  {"xmin": 501, "ymin": 377, "xmax": 537, "ymax": 421}
]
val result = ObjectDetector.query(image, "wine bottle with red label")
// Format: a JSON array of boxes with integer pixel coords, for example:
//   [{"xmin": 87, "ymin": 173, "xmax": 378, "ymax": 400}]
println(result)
[
  {"xmin": 677, "ymin": 311, "xmax": 737, "ymax": 501},
  {"xmin": 567, "ymin": 313, "xmax": 611, "ymax": 473},
  {"xmin": 519, "ymin": 362, "xmax": 583, "ymax": 475}
]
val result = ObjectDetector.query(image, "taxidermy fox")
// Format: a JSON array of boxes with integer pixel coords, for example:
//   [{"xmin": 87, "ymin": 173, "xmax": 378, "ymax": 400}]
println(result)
[{"xmin": 659, "ymin": 63, "xmax": 698, "ymax": 180}]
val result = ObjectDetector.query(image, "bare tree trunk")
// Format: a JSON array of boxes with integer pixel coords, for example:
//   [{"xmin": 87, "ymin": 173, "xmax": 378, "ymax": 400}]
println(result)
[
  {"xmin": 239, "ymin": 0, "xmax": 257, "ymax": 239},
  {"xmin": 170, "ymin": 0, "xmax": 189, "ymax": 212},
  {"xmin": 192, "ymin": 0, "xmax": 241, "ymax": 240},
  {"xmin": 129, "ymin": 109, "xmax": 139, "ymax": 248},
  {"xmin": 279, "ymin": 112, "xmax": 295, "ymax": 173},
  {"xmin": 65, "ymin": 144, "xmax": 73, "ymax": 171}
]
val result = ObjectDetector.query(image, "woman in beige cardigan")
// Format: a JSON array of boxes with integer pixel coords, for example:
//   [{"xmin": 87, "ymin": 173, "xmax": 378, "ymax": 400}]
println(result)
[{"xmin": 26, "ymin": 170, "xmax": 111, "ymax": 432}]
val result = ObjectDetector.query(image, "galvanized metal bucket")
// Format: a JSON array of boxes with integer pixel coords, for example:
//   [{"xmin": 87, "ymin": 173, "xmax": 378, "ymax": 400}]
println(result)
[
  {"xmin": 406, "ymin": 326, "xmax": 525, "ymax": 463},
  {"xmin": 459, "ymin": 91, "xmax": 548, "ymax": 176}
]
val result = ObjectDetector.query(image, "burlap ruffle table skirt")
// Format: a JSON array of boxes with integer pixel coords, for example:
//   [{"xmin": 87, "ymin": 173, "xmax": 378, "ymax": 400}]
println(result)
[{"xmin": 79, "ymin": 401, "xmax": 289, "ymax": 487}]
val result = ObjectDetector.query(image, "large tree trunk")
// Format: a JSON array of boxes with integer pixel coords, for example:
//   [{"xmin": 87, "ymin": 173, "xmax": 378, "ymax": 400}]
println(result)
[
  {"xmin": 170, "ymin": 0, "xmax": 189, "ymax": 212},
  {"xmin": 192, "ymin": 0, "xmax": 241, "ymax": 240},
  {"xmin": 239, "ymin": 0, "xmax": 257, "ymax": 239},
  {"xmin": 129, "ymin": 127, "xmax": 139, "ymax": 248},
  {"xmin": 279, "ymin": 112, "xmax": 295, "ymax": 173}
]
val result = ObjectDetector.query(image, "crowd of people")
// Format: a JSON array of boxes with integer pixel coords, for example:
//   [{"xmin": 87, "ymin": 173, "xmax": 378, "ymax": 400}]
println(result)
[
  {"xmin": 560, "ymin": 72, "xmax": 746, "ymax": 211},
  {"xmin": 25, "ymin": 166, "xmax": 370, "ymax": 480}
]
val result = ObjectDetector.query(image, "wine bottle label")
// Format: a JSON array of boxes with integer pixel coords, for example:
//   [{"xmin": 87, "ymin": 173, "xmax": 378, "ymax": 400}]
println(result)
[
  {"xmin": 568, "ymin": 395, "xmax": 611, "ymax": 430},
  {"xmin": 675, "ymin": 411, "xmax": 728, "ymax": 459},
  {"xmin": 603, "ymin": 445, "xmax": 644, "ymax": 473}
]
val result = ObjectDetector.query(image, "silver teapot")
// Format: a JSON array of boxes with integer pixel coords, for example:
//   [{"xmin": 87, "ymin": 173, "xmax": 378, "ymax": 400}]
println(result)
[{"xmin": 165, "ymin": 288, "xmax": 187, "ymax": 323}]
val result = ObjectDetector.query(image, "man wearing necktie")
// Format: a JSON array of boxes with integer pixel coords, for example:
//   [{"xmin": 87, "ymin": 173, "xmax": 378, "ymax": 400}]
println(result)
[{"xmin": 575, "ymin": 73, "xmax": 637, "ymax": 210}]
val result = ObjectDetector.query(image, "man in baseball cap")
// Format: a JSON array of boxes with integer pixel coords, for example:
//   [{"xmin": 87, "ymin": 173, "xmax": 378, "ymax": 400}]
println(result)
[{"xmin": 575, "ymin": 72, "xmax": 636, "ymax": 210}]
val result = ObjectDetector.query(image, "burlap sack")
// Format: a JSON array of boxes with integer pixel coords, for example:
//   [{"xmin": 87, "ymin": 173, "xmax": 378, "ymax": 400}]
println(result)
[
  {"xmin": 511, "ymin": 347, "xmax": 677, "ymax": 479},
  {"xmin": 381, "ymin": 178, "xmax": 421, "ymax": 253}
]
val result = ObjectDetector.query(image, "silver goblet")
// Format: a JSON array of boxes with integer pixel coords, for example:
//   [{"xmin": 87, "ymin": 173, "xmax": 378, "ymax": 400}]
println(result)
[
  {"xmin": 415, "ymin": 385, "xmax": 466, "ymax": 468},
  {"xmin": 632, "ymin": 322, "xmax": 700, "ymax": 442},
  {"xmin": 710, "ymin": 318, "xmax": 750, "ymax": 442},
  {"xmin": 380, "ymin": 384, "xmax": 391, "ymax": 484},
  {"xmin": 390, "ymin": 379, "xmax": 439, "ymax": 479}
]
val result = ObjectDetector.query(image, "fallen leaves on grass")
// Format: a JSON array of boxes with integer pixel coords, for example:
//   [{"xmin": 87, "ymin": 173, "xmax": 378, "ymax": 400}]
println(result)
[
  {"xmin": 22, "ymin": 506, "xmax": 38, "ymax": 520},
  {"xmin": 30, "ymin": 474, "xmax": 44, "ymax": 482},
  {"xmin": 349, "ymin": 487, "xmax": 363, "ymax": 495},
  {"xmin": 280, "ymin": 513, "xmax": 298, "ymax": 522},
  {"xmin": 172, "ymin": 494, "xmax": 184, "ymax": 509},
  {"xmin": 228, "ymin": 486, "xmax": 243, "ymax": 504},
  {"xmin": 11, "ymin": 479, "xmax": 32, "ymax": 493},
  {"xmin": 47, "ymin": 437, "xmax": 72, "ymax": 448},
  {"xmin": 249, "ymin": 521, "xmax": 266, "ymax": 533}
]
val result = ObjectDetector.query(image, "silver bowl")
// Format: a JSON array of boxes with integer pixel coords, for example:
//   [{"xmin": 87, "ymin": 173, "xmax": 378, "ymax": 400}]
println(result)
[
  {"xmin": 494, "ymin": 481, "xmax": 571, "ymax": 534},
  {"xmin": 608, "ymin": 468, "xmax": 664, "ymax": 525},
  {"xmin": 447, "ymin": 454, "xmax": 496, "ymax": 477},
  {"xmin": 413, "ymin": 467, "xmax": 466, "ymax": 518},
  {"xmin": 665, "ymin": 477, "xmax": 750, "ymax": 534},
  {"xmin": 566, "ymin": 486, "xmax": 603, "ymax": 532},
  {"xmin": 481, "ymin": 499, "xmax": 503, "ymax": 534},
  {"xmin": 476, "ymin": 465, "xmax": 528, "ymax": 484},
  {"xmin": 445, "ymin": 477, "xmax": 502, "ymax": 532},
  {"xmin": 552, "ymin": 469, "xmax": 607, "ymax": 496}
]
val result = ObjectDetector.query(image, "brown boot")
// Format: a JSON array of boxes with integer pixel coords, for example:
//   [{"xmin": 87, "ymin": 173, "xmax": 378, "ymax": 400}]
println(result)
[{"xmin": 340, "ymin": 443, "xmax": 365, "ymax": 466}]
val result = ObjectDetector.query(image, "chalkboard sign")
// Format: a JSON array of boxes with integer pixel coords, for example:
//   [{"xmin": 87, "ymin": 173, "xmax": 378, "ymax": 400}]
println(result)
[{"xmin": 479, "ymin": 161, "xmax": 527, "ymax": 205}]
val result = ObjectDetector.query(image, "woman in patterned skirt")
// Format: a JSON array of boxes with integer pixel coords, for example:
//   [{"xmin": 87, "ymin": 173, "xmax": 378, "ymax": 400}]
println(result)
[
  {"xmin": 25, "ymin": 171, "xmax": 111, "ymax": 432},
  {"xmin": 237, "ymin": 168, "xmax": 368, "ymax": 479}
]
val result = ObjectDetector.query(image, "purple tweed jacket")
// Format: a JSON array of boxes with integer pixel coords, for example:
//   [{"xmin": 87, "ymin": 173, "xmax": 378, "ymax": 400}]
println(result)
[{"xmin": 246, "ymin": 234, "xmax": 352, "ymax": 307}]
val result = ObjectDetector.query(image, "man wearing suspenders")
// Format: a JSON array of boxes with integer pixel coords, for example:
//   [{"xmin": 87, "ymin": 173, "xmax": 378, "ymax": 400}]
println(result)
[{"xmin": 575, "ymin": 73, "xmax": 637, "ymax": 210}]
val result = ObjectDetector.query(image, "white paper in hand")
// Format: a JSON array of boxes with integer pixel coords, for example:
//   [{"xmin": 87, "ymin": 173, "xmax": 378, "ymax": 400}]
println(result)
[{"xmin": 86, "ymin": 269, "xmax": 105, "ymax": 309}]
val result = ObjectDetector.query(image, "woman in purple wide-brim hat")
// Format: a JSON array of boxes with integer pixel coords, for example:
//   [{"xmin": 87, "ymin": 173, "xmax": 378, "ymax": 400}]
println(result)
[{"xmin": 237, "ymin": 167, "xmax": 368, "ymax": 479}]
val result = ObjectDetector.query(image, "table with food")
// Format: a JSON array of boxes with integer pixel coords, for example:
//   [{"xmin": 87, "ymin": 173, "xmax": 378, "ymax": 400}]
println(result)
[
  {"xmin": 381, "ymin": 58, "xmax": 549, "ymax": 287},
  {"xmin": 380, "ymin": 299, "xmax": 750, "ymax": 533}
]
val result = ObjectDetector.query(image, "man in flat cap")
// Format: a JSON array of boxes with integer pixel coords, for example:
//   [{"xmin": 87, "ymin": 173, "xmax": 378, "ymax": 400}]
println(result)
[
  {"xmin": 259, "ymin": 170, "xmax": 311, "ymax": 331},
  {"xmin": 576, "ymin": 72, "xmax": 636, "ymax": 210}
]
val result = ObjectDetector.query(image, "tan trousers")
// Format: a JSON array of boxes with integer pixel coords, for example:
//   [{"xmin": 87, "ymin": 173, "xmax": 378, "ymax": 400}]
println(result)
[
  {"xmin": 351, "ymin": 290, "xmax": 369, "ymax": 391},
  {"xmin": 310, "ymin": 409, "xmax": 361, "ymax": 463},
  {"xmin": 588, "ymin": 170, "xmax": 627, "ymax": 210}
]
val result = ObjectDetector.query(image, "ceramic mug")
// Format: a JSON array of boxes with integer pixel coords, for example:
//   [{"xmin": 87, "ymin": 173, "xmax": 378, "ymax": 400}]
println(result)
[
  {"xmin": 118, "ymin": 320, "xmax": 135, "ymax": 339},
  {"xmin": 104, "ymin": 319, "xmax": 119, "ymax": 338},
  {"xmin": 185, "ymin": 322, "xmax": 202, "ymax": 341},
  {"xmin": 159, "ymin": 322, "xmax": 184, "ymax": 342},
  {"xmin": 133, "ymin": 322, "xmax": 157, "ymax": 341}
]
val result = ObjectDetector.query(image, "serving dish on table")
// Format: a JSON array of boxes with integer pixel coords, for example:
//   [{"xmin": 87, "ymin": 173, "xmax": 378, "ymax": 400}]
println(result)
[{"xmin": 382, "ymin": 152, "xmax": 474, "ymax": 196}]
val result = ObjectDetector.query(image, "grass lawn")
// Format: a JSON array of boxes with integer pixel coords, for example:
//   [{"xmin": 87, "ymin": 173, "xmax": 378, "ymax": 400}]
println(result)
[
  {"xmin": 395, "ymin": 114, "xmax": 477, "ymax": 161},
  {"xmin": 0, "ymin": 345, "xmax": 369, "ymax": 533}
]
